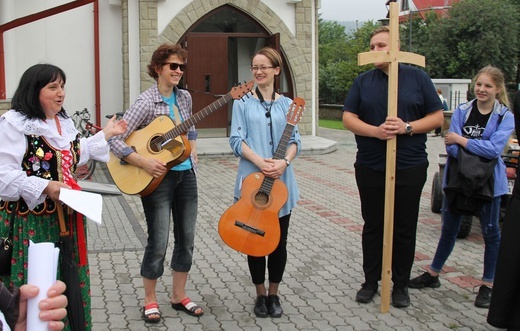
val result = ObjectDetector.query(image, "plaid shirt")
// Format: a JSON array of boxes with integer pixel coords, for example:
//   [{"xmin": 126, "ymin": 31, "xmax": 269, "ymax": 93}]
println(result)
[{"xmin": 109, "ymin": 84, "xmax": 197, "ymax": 162}]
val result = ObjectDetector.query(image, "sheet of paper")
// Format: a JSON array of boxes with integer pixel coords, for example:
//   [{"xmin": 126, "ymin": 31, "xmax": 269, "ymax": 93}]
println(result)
[
  {"xmin": 27, "ymin": 241, "xmax": 59, "ymax": 331},
  {"xmin": 59, "ymin": 188, "xmax": 103, "ymax": 224}
]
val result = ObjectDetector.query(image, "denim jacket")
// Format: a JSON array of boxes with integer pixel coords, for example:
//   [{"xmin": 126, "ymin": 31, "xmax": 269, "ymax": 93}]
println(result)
[{"xmin": 443, "ymin": 99, "xmax": 515, "ymax": 197}]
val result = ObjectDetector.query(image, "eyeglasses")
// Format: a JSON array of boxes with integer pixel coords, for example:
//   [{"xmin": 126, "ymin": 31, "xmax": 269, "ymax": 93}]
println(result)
[
  {"xmin": 250, "ymin": 66, "xmax": 275, "ymax": 72},
  {"xmin": 164, "ymin": 62, "xmax": 187, "ymax": 72}
]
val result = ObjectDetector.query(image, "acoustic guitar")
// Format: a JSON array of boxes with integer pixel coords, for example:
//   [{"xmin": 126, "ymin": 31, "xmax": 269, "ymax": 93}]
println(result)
[
  {"xmin": 107, "ymin": 80, "xmax": 254, "ymax": 196},
  {"xmin": 218, "ymin": 97, "xmax": 305, "ymax": 257}
]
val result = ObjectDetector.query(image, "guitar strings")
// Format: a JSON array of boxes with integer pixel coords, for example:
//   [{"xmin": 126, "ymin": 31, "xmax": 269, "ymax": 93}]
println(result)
[{"xmin": 231, "ymin": 87, "xmax": 276, "ymax": 254}]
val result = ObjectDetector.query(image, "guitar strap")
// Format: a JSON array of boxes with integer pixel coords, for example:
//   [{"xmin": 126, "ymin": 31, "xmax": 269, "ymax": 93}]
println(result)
[{"xmin": 172, "ymin": 105, "xmax": 182, "ymax": 125}]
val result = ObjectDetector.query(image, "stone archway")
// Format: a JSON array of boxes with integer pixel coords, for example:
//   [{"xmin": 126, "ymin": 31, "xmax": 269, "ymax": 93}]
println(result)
[{"xmin": 124, "ymin": 0, "xmax": 316, "ymax": 135}]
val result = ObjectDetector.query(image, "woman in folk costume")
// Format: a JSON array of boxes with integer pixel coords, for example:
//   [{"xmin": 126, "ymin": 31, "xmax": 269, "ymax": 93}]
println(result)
[{"xmin": 0, "ymin": 63, "xmax": 127, "ymax": 330}]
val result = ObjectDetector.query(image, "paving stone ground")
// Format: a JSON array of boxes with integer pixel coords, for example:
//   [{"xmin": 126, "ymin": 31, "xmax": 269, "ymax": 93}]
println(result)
[{"xmin": 86, "ymin": 128, "xmax": 500, "ymax": 331}]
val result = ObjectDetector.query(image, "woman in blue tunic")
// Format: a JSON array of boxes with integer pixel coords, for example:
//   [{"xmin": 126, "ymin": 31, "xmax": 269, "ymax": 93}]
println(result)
[{"xmin": 229, "ymin": 47, "xmax": 301, "ymax": 318}]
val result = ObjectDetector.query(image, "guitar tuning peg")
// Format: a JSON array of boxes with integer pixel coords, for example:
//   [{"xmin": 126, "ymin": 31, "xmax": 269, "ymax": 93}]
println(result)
[{"xmin": 241, "ymin": 93, "xmax": 251, "ymax": 102}]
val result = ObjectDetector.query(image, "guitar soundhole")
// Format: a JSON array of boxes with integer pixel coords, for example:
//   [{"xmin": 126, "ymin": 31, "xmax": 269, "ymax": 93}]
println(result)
[
  {"xmin": 150, "ymin": 136, "xmax": 164, "ymax": 153},
  {"xmin": 254, "ymin": 191, "xmax": 269, "ymax": 206}
]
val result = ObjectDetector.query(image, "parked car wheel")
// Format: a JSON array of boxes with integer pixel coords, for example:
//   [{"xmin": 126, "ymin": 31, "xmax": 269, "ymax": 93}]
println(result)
[
  {"xmin": 431, "ymin": 172, "xmax": 443, "ymax": 213},
  {"xmin": 457, "ymin": 215, "xmax": 473, "ymax": 239}
]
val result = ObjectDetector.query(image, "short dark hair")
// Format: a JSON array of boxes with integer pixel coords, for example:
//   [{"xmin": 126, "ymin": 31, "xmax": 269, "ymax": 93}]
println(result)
[
  {"xmin": 370, "ymin": 26, "xmax": 390, "ymax": 39},
  {"xmin": 11, "ymin": 64, "xmax": 67, "ymax": 120},
  {"xmin": 147, "ymin": 43, "xmax": 188, "ymax": 80}
]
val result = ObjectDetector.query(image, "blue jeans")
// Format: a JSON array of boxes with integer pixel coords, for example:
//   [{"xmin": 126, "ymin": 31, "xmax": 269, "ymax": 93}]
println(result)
[
  {"xmin": 430, "ymin": 196, "xmax": 501, "ymax": 283},
  {"xmin": 140, "ymin": 169, "xmax": 198, "ymax": 279}
]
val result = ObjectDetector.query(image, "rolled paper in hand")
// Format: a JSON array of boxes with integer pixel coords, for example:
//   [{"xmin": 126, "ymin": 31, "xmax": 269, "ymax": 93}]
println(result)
[{"xmin": 27, "ymin": 241, "xmax": 60, "ymax": 330}]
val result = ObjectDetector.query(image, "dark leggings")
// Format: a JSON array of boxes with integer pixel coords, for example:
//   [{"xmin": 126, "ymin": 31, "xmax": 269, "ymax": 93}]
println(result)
[{"xmin": 248, "ymin": 214, "xmax": 291, "ymax": 284}]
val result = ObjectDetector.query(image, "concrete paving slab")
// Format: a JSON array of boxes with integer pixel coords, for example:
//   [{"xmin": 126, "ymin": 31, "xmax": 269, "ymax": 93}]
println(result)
[{"xmin": 85, "ymin": 128, "xmax": 500, "ymax": 330}]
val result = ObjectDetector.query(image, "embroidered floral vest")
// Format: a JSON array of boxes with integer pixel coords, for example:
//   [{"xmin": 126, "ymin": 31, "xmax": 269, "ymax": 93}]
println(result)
[{"xmin": 0, "ymin": 134, "xmax": 80, "ymax": 215}]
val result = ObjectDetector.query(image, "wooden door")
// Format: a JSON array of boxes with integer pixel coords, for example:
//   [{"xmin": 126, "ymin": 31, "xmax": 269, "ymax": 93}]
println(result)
[
  {"xmin": 185, "ymin": 34, "xmax": 229, "ymax": 129},
  {"xmin": 265, "ymin": 33, "xmax": 281, "ymax": 94}
]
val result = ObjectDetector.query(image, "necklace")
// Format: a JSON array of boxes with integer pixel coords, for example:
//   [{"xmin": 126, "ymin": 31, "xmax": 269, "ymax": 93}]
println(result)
[
  {"xmin": 255, "ymin": 87, "xmax": 276, "ymax": 118},
  {"xmin": 44, "ymin": 116, "xmax": 62, "ymax": 135},
  {"xmin": 54, "ymin": 116, "xmax": 62, "ymax": 135}
]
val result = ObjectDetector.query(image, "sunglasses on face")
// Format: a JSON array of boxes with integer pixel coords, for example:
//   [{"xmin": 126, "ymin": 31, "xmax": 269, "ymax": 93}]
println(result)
[{"xmin": 164, "ymin": 62, "xmax": 187, "ymax": 72}]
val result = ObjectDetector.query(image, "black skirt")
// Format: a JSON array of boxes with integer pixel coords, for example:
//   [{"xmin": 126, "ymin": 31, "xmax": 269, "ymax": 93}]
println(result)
[{"xmin": 487, "ymin": 193, "xmax": 520, "ymax": 329}]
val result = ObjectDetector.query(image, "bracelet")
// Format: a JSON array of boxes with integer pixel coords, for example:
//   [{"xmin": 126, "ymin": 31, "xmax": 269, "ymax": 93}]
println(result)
[
  {"xmin": 137, "ymin": 155, "xmax": 142, "ymax": 166},
  {"xmin": 284, "ymin": 157, "xmax": 290, "ymax": 166}
]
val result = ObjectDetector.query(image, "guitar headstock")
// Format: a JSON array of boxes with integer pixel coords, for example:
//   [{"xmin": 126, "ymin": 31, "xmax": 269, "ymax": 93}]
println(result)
[
  {"xmin": 229, "ymin": 80, "xmax": 255, "ymax": 100},
  {"xmin": 287, "ymin": 97, "xmax": 305, "ymax": 125}
]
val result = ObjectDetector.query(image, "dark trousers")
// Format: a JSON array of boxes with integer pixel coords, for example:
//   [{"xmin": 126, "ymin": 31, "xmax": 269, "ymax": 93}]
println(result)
[
  {"xmin": 248, "ymin": 214, "xmax": 290, "ymax": 284},
  {"xmin": 355, "ymin": 162, "xmax": 428, "ymax": 287}
]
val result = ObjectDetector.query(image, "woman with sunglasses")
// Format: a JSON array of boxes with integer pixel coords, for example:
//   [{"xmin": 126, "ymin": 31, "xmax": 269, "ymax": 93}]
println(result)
[
  {"xmin": 109, "ymin": 43, "xmax": 203, "ymax": 323},
  {"xmin": 229, "ymin": 47, "xmax": 301, "ymax": 318}
]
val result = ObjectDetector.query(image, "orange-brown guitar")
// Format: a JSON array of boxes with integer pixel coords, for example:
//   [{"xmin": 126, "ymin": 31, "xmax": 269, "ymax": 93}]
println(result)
[
  {"xmin": 218, "ymin": 98, "xmax": 305, "ymax": 257},
  {"xmin": 107, "ymin": 81, "xmax": 254, "ymax": 196}
]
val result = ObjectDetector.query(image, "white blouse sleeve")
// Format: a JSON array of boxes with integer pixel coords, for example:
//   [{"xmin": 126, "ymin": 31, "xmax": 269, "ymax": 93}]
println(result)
[
  {"xmin": 78, "ymin": 131, "xmax": 110, "ymax": 165},
  {"xmin": 0, "ymin": 118, "xmax": 49, "ymax": 209}
]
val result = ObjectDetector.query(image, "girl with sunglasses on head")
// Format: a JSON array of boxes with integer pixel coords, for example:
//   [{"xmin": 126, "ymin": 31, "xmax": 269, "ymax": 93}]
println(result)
[
  {"xmin": 228, "ymin": 46, "xmax": 301, "ymax": 318},
  {"xmin": 109, "ymin": 43, "xmax": 203, "ymax": 323}
]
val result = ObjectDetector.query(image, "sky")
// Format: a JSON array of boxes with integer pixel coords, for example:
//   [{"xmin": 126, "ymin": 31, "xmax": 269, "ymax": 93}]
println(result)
[{"xmin": 318, "ymin": 0, "xmax": 389, "ymax": 22}]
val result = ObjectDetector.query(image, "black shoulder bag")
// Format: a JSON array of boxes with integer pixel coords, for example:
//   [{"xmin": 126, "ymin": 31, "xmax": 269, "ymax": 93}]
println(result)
[{"xmin": 0, "ymin": 202, "xmax": 17, "ymax": 276}]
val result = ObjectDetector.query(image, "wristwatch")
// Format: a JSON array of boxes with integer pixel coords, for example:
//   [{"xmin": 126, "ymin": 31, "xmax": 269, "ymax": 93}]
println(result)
[
  {"xmin": 405, "ymin": 122, "xmax": 413, "ymax": 136},
  {"xmin": 284, "ymin": 157, "xmax": 291, "ymax": 166}
]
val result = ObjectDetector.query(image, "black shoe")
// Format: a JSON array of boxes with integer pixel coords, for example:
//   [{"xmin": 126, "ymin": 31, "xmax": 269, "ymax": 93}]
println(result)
[
  {"xmin": 409, "ymin": 272, "xmax": 441, "ymax": 289},
  {"xmin": 355, "ymin": 282, "xmax": 378, "ymax": 303},
  {"xmin": 254, "ymin": 295, "xmax": 268, "ymax": 318},
  {"xmin": 267, "ymin": 295, "xmax": 283, "ymax": 318},
  {"xmin": 392, "ymin": 286, "xmax": 410, "ymax": 308},
  {"xmin": 475, "ymin": 285, "xmax": 492, "ymax": 308}
]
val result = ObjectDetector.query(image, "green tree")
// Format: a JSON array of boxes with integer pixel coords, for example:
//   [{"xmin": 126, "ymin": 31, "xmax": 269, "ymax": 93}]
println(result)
[
  {"xmin": 417, "ymin": 0, "xmax": 520, "ymax": 86},
  {"xmin": 319, "ymin": 19, "xmax": 378, "ymax": 104}
]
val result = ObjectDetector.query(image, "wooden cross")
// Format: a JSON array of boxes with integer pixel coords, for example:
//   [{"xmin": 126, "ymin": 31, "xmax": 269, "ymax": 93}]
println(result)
[{"xmin": 357, "ymin": 2, "xmax": 425, "ymax": 313}]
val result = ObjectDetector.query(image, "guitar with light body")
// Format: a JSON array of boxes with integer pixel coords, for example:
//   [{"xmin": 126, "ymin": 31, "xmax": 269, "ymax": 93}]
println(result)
[
  {"xmin": 218, "ymin": 98, "xmax": 305, "ymax": 257},
  {"xmin": 107, "ymin": 80, "xmax": 254, "ymax": 196}
]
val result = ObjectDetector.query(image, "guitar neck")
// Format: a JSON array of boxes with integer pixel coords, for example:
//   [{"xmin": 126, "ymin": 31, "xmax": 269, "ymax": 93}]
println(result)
[
  {"xmin": 259, "ymin": 123, "xmax": 296, "ymax": 194},
  {"xmin": 163, "ymin": 93, "xmax": 233, "ymax": 141},
  {"xmin": 273, "ymin": 124, "xmax": 295, "ymax": 160}
]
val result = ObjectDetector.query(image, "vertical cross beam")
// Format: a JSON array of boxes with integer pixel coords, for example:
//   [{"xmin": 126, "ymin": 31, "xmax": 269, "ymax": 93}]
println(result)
[{"xmin": 357, "ymin": 2, "xmax": 425, "ymax": 313}]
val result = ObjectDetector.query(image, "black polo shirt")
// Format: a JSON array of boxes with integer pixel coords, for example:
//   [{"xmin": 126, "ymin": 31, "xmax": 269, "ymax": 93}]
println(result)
[{"xmin": 343, "ymin": 64, "xmax": 442, "ymax": 171}]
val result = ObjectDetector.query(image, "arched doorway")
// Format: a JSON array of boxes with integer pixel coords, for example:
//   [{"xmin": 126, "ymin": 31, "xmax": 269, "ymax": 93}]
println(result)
[{"xmin": 179, "ymin": 5, "xmax": 294, "ymax": 137}]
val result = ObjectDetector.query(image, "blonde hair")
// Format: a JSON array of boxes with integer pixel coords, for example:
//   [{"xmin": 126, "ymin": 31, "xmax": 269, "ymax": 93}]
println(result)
[{"xmin": 473, "ymin": 65, "xmax": 510, "ymax": 108}]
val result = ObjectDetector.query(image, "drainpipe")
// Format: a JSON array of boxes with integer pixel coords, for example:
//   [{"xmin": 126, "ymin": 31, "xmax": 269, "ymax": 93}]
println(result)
[
  {"xmin": 0, "ymin": 0, "xmax": 97, "ymax": 109},
  {"xmin": 311, "ymin": 0, "xmax": 317, "ymax": 136},
  {"xmin": 93, "ymin": 0, "xmax": 101, "ymax": 125},
  {"xmin": 0, "ymin": 33, "xmax": 5, "ymax": 99}
]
